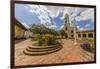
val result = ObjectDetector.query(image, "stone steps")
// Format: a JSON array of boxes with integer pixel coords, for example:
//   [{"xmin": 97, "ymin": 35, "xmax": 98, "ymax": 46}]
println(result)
[
  {"xmin": 28, "ymin": 44, "xmax": 59, "ymax": 49},
  {"xmin": 26, "ymin": 46, "xmax": 59, "ymax": 52},
  {"xmin": 23, "ymin": 45, "xmax": 62, "ymax": 56}
]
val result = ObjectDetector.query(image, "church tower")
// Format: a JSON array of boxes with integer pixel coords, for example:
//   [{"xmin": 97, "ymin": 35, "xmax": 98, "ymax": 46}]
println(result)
[{"xmin": 64, "ymin": 13, "xmax": 74, "ymax": 38}]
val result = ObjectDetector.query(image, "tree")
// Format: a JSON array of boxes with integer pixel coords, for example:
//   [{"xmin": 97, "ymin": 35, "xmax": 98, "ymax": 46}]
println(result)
[
  {"xmin": 29, "ymin": 24, "xmax": 45, "ymax": 35},
  {"xmin": 29, "ymin": 24, "xmax": 58, "ymax": 35},
  {"xmin": 60, "ymin": 30, "xmax": 65, "ymax": 38},
  {"xmin": 29, "ymin": 24, "xmax": 59, "ymax": 46}
]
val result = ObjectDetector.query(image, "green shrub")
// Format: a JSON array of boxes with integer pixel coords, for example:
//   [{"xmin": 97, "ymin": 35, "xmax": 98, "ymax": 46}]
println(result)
[
  {"xmin": 36, "ymin": 34, "xmax": 43, "ymax": 46},
  {"xmin": 80, "ymin": 42, "xmax": 95, "ymax": 53},
  {"xmin": 33, "ymin": 34, "xmax": 58, "ymax": 46},
  {"xmin": 81, "ymin": 38, "xmax": 95, "ymax": 52},
  {"xmin": 82, "ymin": 38, "xmax": 94, "ymax": 43},
  {"xmin": 42, "ymin": 34, "xmax": 57, "ymax": 45},
  {"xmin": 29, "ymin": 24, "xmax": 60, "ymax": 46}
]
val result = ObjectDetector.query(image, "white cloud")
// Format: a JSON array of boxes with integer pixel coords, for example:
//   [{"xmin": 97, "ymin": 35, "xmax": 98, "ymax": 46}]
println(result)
[
  {"xmin": 46, "ymin": 6, "xmax": 61, "ymax": 18},
  {"xmin": 77, "ymin": 25, "xmax": 80, "ymax": 29},
  {"xmin": 79, "ymin": 28, "xmax": 87, "ymax": 31},
  {"xmin": 77, "ymin": 25, "xmax": 93, "ymax": 31},
  {"xmin": 48, "ymin": 24, "xmax": 57, "ymax": 29},
  {"xmin": 27, "ymin": 5, "xmax": 61, "ymax": 23},
  {"xmin": 85, "ymin": 23, "xmax": 91, "ymax": 27},
  {"xmin": 60, "ymin": 7, "xmax": 81, "ymax": 20},
  {"xmin": 25, "ymin": 4, "xmax": 94, "ymax": 30},
  {"xmin": 75, "ymin": 9, "xmax": 94, "ymax": 23},
  {"xmin": 60, "ymin": 7, "xmax": 71, "ymax": 20},
  {"xmin": 28, "ymin": 5, "xmax": 61, "ymax": 18},
  {"xmin": 21, "ymin": 22, "xmax": 29, "ymax": 29},
  {"xmin": 59, "ymin": 25, "xmax": 64, "ymax": 30},
  {"xmin": 59, "ymin": 7, "xmax": 94, "ymax": 31},
  {"xmin": 76, "ymin": 26, "xmax": 88, "ymax": 31},
  {"xmin": 79, "ymin": 27, "xmax": 93, "ymax": 31},
  {"xmin": 26, "ymin": 5, "xmax": 67, "ymax": 29},
  {"xmin": 59, "ymin": 7, "xmax": 88, "ymax": 25},
  {"xmin": 27, "ymin": 5, "xmax": 53, "ymax": 27}
]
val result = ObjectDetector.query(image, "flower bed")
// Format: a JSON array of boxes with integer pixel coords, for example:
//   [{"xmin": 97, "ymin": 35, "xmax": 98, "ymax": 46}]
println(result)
[{"xmin": 80, "ymin": 42, "xmax": 94, "ymax": 53}]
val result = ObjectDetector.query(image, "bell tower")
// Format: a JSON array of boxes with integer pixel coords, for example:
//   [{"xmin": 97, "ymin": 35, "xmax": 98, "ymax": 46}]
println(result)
[{"xmin": 64, "ymin": 13, "xmax": 71, "ymax": 38}]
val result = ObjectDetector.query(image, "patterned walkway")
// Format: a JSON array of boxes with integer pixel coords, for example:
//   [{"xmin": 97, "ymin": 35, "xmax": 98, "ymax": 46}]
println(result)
[{"xmin": 15, "ymin": 39, "xmax": 94, "ymax": 66}]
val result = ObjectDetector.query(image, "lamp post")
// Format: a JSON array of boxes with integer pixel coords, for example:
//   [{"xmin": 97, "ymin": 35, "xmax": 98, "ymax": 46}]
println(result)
[
  {"xmin": 73, "ymin": 18, "xmax": 77, "ymax": 45},
  {"xmin": 74, "ymin": 26, "xmax": 77, "ymax": 45}
]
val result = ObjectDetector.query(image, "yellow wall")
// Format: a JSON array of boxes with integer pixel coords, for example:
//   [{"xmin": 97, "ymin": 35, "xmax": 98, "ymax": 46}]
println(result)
[{"xmin": 15, "ymin": 24, "xmax": 25, "ymax": 38}]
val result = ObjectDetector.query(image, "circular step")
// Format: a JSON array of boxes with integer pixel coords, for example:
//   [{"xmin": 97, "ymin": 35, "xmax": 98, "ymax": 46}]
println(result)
[
  {"xmin": 28, "ymin": 44, "xmax": 60, "ymax": 49},
  {"xmin": 23, "ymin": 45, "xmax": 62, "ymax": 56},
  {"xmin": 26, "ymin": 46, "xmax": 59, "ymax": 52}
]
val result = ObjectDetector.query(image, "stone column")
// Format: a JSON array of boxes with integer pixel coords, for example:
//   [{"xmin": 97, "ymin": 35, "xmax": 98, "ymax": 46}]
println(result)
[{"xmin": 86, "ymin": 33, "xmax": 88, "ymax": 39}]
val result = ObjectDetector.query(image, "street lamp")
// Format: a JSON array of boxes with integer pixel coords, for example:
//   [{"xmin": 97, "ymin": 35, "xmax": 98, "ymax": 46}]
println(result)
[{"xmin": 73, "ymin": 18, "xmax": 77, "ymax": 45}]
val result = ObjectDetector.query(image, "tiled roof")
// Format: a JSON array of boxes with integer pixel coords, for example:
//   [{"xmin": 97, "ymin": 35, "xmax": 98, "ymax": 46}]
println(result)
[
  {"xmin": 15, "ymin": 19, "xmax": 27, "ymax": 30},
  {"xmin": 76, "ymin": 30, "xmax": 94, "ymax": 33}
]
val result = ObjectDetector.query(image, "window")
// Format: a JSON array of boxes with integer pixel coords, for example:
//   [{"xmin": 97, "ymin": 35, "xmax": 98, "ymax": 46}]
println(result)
[
  {"xmin": 71, "ymin": 35, "xmax": 74, "ymax": 38},
  {"xmin": 65, "ymin": 20, "xmax": 67, "ymax": 23},
  {"xmin": 78, "ymin": 34, "xmax": 81, "ymax": 37},
  {"xmin": 71, "ymin": 30, "xmax": 73, "ymax": 33},
  {"xmin": 82, "ymin": 34, "xmax": 86, "ymax": 38},
  {"xmin": 65, "ymin": 27, "xmax": 67, "ymax": 30},
  {"xmin": 88, "ymin": 33, "xmax": 93, "ymax": 38}
]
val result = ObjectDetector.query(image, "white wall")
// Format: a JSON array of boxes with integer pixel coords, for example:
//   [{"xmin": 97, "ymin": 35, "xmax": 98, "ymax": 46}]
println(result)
[{"xmin": 0, "ymin": 0, "xmax": 100, "ymax": 69}]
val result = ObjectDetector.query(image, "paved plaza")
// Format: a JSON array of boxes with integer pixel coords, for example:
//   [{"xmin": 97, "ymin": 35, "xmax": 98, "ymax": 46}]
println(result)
[{"xmin": 15, "ymin": 38, "xmax": 94, "ymax": 66}]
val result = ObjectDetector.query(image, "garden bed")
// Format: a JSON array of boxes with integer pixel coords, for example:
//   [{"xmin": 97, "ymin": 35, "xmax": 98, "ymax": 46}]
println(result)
[{"xmin": 80, "ymin": 38, "xmax": 95, "ymax": 53}]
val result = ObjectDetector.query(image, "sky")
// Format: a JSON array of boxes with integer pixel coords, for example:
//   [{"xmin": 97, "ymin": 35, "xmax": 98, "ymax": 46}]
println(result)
[{"xmin": 15, "ymin": 4, "xmax": 95, "ymax": 31}]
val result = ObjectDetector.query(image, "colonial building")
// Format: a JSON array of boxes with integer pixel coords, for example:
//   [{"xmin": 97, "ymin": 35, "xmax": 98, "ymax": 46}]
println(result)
[
  {"xmin": 62, "ymin": 13, "xmax": 94, "ymax": 39},
  {"xmin": 24, "ymin": 31, "xmax": 33, "ymax": 38},
  {"xmin": 76, "ymin": 30, "xmax": 94, "ymax": 39},
  {"xmin": 15, "ymin": 19, "xmax": 33, "ymax": 39},
  {"xmin": 15, "ymin": 19, "xmax": 27, "ymax": 39}
]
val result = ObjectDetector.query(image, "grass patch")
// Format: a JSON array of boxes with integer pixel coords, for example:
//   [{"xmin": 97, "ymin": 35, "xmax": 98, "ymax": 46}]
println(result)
[{"xmin": 82, "ymin": 38, "xmax": 94, "ymax": 44}]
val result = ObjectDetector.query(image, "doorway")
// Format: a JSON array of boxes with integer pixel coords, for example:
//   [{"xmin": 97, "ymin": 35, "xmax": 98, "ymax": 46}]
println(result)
[{"xmin": 65, "ymin": 33, "xmax": 68, "ymax": 38}]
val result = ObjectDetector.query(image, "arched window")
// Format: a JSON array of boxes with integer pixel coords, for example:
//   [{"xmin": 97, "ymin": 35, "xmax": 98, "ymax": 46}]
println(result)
[
  {"xmin": 71, "ymin": 30, "xmax": 73, "ymax": 33},
  {"xmin": 71, "ymin": 35, "xmax": 74, "ymax": 38},
  {"xmin": 65, "ymin": 27, "xmax": 67, "ymax": 30},
  {"xmin": 78, "ymin": 34, "xmax": 81, "ymax": 37},
  {"xmin": 65, "ymin": 20, "xmax": 67, "ymax": 23}
]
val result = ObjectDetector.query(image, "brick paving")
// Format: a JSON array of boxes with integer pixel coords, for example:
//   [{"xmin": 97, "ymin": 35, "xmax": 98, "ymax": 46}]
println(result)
[{"xmin": 15, "ymin": 39, "xmax": 94, "ymax": 66}]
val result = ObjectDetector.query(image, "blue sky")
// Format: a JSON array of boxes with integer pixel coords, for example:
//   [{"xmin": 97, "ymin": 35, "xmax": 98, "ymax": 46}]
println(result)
[{"xmin": 15, "ymin": 4, "xmax": 94, "ymax": 31}]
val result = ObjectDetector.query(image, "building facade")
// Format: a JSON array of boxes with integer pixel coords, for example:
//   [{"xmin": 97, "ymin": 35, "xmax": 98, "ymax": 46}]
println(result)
[
  {"xmin": 24, "ymin": 31, "xmax": 33, "ymax": 38},
  {"xmin": 76, "ymin": 30, "xmax": 94, "ymax": 39},
  {"xmin": 62, "ymin": 13, "xmax": 94, "ymax": 39},
  {"xmin": 63, "ymin": 14, "xmax": 75, "ymax": 39},
  {"xmin": 15, "ymin": 19, "xmax": 27, "ymax": 39}
]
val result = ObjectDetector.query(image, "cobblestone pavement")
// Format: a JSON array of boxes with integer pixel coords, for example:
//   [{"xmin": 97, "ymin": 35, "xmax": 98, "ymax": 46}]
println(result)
[{"xmin": 15, "ymin": 39, "xmax": 94, "ymax": 66}]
